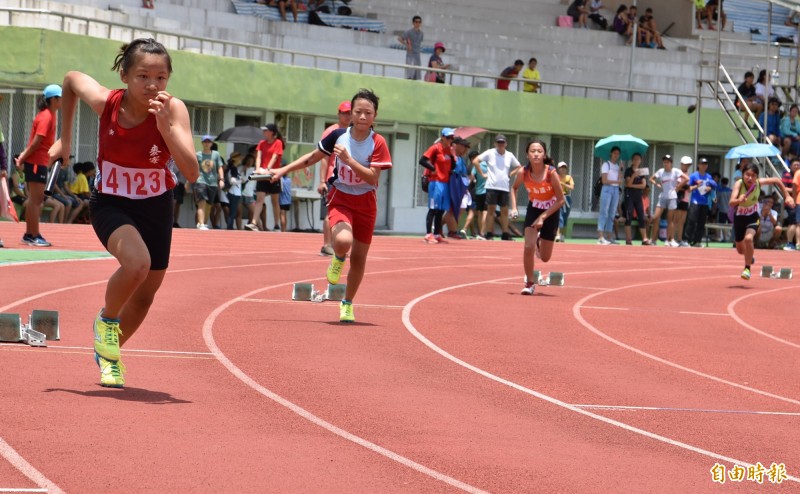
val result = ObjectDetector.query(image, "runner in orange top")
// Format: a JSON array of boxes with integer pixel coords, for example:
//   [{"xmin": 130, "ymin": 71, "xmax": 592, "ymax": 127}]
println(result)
[{"xmin": 510, "ymin": 140, "xmax": 566, "ymax": 295}]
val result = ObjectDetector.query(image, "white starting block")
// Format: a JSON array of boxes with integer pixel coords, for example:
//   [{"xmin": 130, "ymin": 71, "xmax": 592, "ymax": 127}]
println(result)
[
  {"xmin": 532, "ymin": 271, "xmax": 565, "ymax": 286},
  {"xmin": 0, "ymin": 310, "xmax": 60, "ymax": 347},
  {"xmin": 293, "ymin": 283, "xmax": 347, "ymax": 303},
  {"xmin": 762, "ymin": 266, "xmax": 793, "ymax": 279}
]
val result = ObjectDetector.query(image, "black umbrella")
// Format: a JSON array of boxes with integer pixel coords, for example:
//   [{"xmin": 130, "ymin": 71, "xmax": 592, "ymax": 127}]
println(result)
[{"xmin": 215, "ymin": 126, "xmax": 264, "ymax": 145}]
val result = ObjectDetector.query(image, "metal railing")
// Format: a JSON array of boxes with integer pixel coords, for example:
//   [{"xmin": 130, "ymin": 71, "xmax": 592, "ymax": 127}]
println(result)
[{"xmin": 0, "ymin": 6, "xmax": 697, "ymax": 106}]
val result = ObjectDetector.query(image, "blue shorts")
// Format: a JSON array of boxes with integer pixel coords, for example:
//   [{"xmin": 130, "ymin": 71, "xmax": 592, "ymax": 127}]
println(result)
[{"xmin": 427, "ymin": 180, "xmax": 450, "ymax": 211}]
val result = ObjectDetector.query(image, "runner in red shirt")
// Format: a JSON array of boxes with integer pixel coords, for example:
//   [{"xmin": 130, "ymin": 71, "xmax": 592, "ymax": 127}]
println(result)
[
  {"xmin": 15, "ymin": 84, "xmax": 62, "ymax": 247},
  {"xmin": 247, "ymin": 123, "xmax": 284, "ymax": 231},
  {"xmin": 271, "ymin": 89, "xmax": 392, "ymax": 323},
  {"xmin": 53, "ymin": 38, "xmax": 198, "ymax": 387},
  {"xmin": 317, "ymin": 101, "xmax": 352, "ymax": 255},
  {"xmin": 510, "ymin": 140, "xmax": 566, "ymax": 295}
]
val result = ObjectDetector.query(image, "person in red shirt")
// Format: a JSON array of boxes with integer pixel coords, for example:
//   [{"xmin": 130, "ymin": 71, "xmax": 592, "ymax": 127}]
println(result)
[
  {"xmin": 317, "ymin": 101, "xmax": 352, "ymax": 255},
  {"xmin": 15, "ymin": 84, "xmax": 62, "ymax": 247},
  {"xmin": 271, "ymin": 89, "xmax": 392, "ymax": 323},
  {"xmin": 53, "ymin": 38, "xmax": 199, "ymax": 387},
  {"xmin": 419, "ymin": 128, "xmax": 456, "ymax": 243},
  {"xmin": 247, "ymin": 123, "xmax": 284, "ymax": 231},
  {"xmin": 496, "ymin": 60, "xmax": 524, "ymax": 91},
  {"xmin": 509, "ymin": 140, "xmax": 566, "ymax": 295}
]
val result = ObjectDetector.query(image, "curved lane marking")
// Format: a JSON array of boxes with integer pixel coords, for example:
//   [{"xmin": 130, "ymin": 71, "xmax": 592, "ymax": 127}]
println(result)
[
  {"xmin": 0, "ymin": 437, "xmax": 64, "ymax": 494},
  {"xmin": 202, "ymin": 270, "xmax": 491, "ymax": 494},
  {"xmin": 400, "ymin": 274, "xmax": 800, "ymax": 482},
  {"xmin": 727, "ymin": 285, "xmax": 800, "ymax": 349}
]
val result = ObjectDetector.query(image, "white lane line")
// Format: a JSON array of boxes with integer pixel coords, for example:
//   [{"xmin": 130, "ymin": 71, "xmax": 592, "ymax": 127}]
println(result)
[
  {"xmin": 239, "ymin": 298, "xmax": 405, "ymax": 309},
  {"xmin": 581, "ymin": 306, "xmax": 629, "ymax": 311},
  {"xmin": 0, "ymin": 489, "xmax": 48, "ymax": 493},
  {"xmin": 572, "ymin": 274, "xmax": 800, "ymax": 407},
  {"xmin": 572, "ymin": 404, "xmax": 800, "ymax": 417},
  {"xmin": 727, "ymin": 285, "xmax": 800, "ymax": 350},
  {"xmin": 400, "ymin": 274, "xmax": 800, "ymax": 483},
  {"xmin": 679, "ymin": 311, "xmax": 729, "ymax": 317},
  {"xmin": 40, "ymin": 345, "xmax": 214, "ymax": 356},
  {"xmin": 0, "ymin": 438, "xmax": 64, "ymax": 494},
  {"xmin": 203, "ymin": 269, "xmax": 491, "ymax": 494}
]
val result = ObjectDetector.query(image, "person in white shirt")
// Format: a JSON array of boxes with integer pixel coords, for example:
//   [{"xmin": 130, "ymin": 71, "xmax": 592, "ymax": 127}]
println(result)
[
  {"xmin": 597, "ymin": 146, "xmax": 622, "ymax": 244},
  {"xmin": 649, "ymin": 155, "xmax": 689, "ymax": 246},
  {"xmin": 757, "ymin": 196, "xmax": 782, "ymax": 248},
  {"xmin": 472, "ymin": 134, "xmax": 521, "ymax": 240}
]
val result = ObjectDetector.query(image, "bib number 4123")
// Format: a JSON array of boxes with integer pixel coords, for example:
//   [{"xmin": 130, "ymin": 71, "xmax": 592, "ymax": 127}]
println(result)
[{"xmin": 102, "ymin": 161, "xmax": 166, "ymax": 199}]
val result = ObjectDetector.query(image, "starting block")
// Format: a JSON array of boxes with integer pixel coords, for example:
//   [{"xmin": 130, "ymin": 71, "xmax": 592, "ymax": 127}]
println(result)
[
  {"xmin": 325, "ymin": 284, "xmax": 347, "ymax": 301},
  {"xmin": 761, "ymin": 266, "xmax": 773, "ymax": 278},
  {"xmin": 531, "ymin": 271, "xmax": 565, "ymax": 286},
  {"xmin": 292, "ymin": 283, "xmax": 314, "ymax": 301},
  {"xmin": 292, "ymin": 283, "xmax": 348, "ymax": 303},
  {"xmin": 762, "ymin": 266, "xmax": 793, "ymax": 279},
  {"xmin": 0, "ymin": 310, "xmax": 59, "ymax": 347}
]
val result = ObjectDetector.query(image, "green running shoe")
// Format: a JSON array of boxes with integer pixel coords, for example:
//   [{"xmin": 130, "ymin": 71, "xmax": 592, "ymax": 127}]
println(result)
[
  {"xmin": 93, "ymin": 310, "xmax": 122, "ymax": 361},
  {"xmin": 339, "ymin": 301, "xmax": 355, "ymax": 323},
  {"xmin": 327, "ymin": 255, "xmax": 346, "ymax": 285},
  {"xmin": 95, "ymin": 353, "xmax": 125, "ymax": 388}
]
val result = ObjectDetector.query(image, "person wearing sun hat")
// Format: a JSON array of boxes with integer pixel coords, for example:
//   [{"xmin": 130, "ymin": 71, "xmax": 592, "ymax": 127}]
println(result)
[
  {"xmin": 426, "ymin": 42, "xmax": 450, "ymax": 84},
  {"xmin": 14, "ymin": 84, "xmax": 63, "ymax": 247},
  {"xmin": 420, "ymin": 127, "xmax": 456, "ymax": 243},
  {"xmin": 472, "ymin": 134, "xmax": 521, "ymax": 240}
]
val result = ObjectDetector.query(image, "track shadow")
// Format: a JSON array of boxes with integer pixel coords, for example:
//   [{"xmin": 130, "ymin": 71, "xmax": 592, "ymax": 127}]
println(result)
[
  {"xmin": 44, "ymin": 387, "xmax": 192, "ymax": 405},
  {"xmin": 323, "ymin": 321, "xmax": 379, "ymax": 327},
  {"xmin": 727, "ymin": 285, "xmax": 754, "ymax": 290}
]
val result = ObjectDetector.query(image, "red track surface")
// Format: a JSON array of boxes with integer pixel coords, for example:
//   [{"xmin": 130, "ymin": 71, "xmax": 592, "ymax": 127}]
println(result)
[{"xmin": 1, "ymin": 222, "xmax": 798, "ymax": 493}]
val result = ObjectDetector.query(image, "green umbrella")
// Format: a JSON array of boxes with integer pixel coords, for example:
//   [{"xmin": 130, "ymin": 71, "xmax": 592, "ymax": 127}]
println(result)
[{"xmin": 594, "ymin": 134, "xmax": 649, "ymax": 161}]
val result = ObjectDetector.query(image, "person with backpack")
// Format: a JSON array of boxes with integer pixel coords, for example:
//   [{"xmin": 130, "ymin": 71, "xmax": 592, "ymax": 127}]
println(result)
[{"xmin": 419, "ymin": 128, "xmax": 456, "ymax": 244}]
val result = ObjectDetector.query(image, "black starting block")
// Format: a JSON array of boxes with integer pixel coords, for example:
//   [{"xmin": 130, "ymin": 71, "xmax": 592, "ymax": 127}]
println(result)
[
  {"xmin": 292, "ymin": 283, "xmax": 347, "ymax": 302},
  {"xmin": 532, "ymin": 270, "xmax": 565, "ymax": 286},
  {"xmin": 0, "ymin": 310, "xmax": 59, "ymax": 347}
]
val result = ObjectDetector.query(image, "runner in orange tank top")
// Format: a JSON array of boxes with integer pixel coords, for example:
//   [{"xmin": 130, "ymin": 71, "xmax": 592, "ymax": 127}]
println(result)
[{"xmin": 509, "ymin": 140, "xmax": 566, "ymax": 295}]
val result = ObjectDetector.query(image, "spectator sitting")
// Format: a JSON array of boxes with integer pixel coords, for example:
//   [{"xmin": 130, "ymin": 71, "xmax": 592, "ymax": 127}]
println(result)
[
  {"xmin": 426, "ymin": 42, "xmax": 450, "ymax": 84},
  {"xmin": 51, "ymin": 158, "xmax": 86, "ymax": 224},
  {"xmin": 787, "ymin": 8, "xmax": 800, "ymax": 27},
  {"xmin": 69, "ymin": 161, "xmax": 94, "ymax": 222},
  {"xmin": 705, "ymin": 0, "xmax": 726, "ymax": 31},
  {"xmin": 639, "ymin": 8, "xmax": 666, "ymax": 49},
  {"xmin": 588, "ymin": 0, "xmax": 608, "ymax": 30},
  {"xmin": 692, "ymin": 0, "xmax": 707, "ymax": 29},
  {"xmin": 142, "ymin": 0, "xmax": 154, "ymax": 8},
  {"xmin": 762, "ymin": 97, "xmax": 782, "ymax": 147},
  {"xmin": 780, "ymin": 104, "xmax": 800, "ymax": 156},
  {"xmin": 754, "ymin": 70, "xmax": 774, "ymax": 111},
  {"xmin": 522, "ymin": 58, "xmax": 541, "ymax": 93},
  {"xmin": 278, "ymin": 0, "xmax": 298, "ymax": 22},
  {"xmin": 613, "ymin": 5, "xmax": 633, "ymax": 44},
  {"xmin": 756, "ymin": 196, "xmax": 781, "ymax": 248},
  {"xmin": 736, "ymin": 71, "xmax": 762, "ymax": 120},
  {"xmin": 497, "ymin": 60, "xmax": 524, "ymax": 91},
  {"xmin": 567, "ymin": 0, "xmax": 589, "ymax": 29}
]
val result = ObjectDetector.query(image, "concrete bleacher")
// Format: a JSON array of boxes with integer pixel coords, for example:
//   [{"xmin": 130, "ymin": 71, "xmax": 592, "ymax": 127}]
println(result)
[
  {"xmin": 231, "ymin": 0, "xmax": 385, "ymax": 32},
  {"xmin": 726, "ymin": 0, "xmax": 796, "ymax": 42},
  {"xmin": 4, "ymin": 0, "xmax": 793, "ymax": 104}
]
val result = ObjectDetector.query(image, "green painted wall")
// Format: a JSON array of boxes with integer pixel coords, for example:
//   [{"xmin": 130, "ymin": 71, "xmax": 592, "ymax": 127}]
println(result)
[{"xmin": 0, "ymin": 26, "xmax": 738, "ymax": 147}]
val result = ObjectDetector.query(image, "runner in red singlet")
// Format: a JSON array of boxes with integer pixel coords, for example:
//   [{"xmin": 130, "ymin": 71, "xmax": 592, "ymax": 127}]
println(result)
[{"xmin": 51, "ymin": 38, "xmax": 199, "ymax": 387}]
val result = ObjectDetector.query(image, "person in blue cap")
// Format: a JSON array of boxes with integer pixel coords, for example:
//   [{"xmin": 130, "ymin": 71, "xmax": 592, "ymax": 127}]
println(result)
[
  {"xmin": 419, "ymin": 127, "xmax": 456, "ymax": 243},
  {"xmin": 15, "ymin": 84, "xmax": 62, "ymax": 247}
]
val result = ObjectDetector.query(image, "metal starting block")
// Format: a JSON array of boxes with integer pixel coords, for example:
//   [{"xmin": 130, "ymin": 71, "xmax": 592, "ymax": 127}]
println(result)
[
  {"xmin": 532, "ymin": 271, "xmax": 565, "ymax": 286},
  {"xmin": 769, "ymin": 268, "xmax": 793, "ymax": 280},
  {"xmin": 325, "ymin": 284, "xmax": 347, "ymax": 301},
  {"xmin": 0, "ymin": 311, "xmax": 59, "ymax": 347},
  {"xmin": 761, "ymin": 266, "xmax": 773, "ymax": 278},
  {"xmin": 292, "ymin": 283, "xmax": 314, "ymax": 301}
]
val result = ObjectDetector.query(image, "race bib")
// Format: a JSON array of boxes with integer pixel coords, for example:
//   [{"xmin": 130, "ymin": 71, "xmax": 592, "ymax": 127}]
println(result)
[
  {"xmin": 737, "ymin": 203, "xmax": 758, "ymax": 216},
  {"xmin": 530, "ymin": 198, "xmax": 556, "ymax": 210},
  {"xmin": 101, "ymin": 161, "xmax": 167, "ymax": 199}
]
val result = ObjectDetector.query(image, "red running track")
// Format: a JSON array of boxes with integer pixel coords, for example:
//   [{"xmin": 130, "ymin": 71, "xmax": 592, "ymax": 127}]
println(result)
[{"xmin": 0, "ymin": 222, "xmax": 798, "ymax": 493}]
